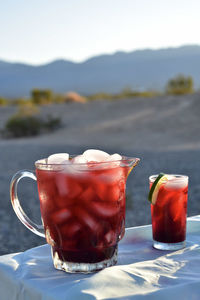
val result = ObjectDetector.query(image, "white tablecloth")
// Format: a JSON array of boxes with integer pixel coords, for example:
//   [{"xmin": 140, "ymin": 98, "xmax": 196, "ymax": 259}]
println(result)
[{"xmin": 0, "ymin": 216, "xmax": 200, "ymax": 300}]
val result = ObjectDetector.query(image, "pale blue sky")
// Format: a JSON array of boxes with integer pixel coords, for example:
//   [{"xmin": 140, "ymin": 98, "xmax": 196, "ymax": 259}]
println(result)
[{"xmin": 0, "ymin": 0, "xmax": 200, "ymax": 65}]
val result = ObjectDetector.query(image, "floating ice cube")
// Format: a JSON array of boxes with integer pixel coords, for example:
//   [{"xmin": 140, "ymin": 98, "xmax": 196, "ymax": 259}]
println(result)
[
  {"xmin": 72, "ymin": 155, "xmax": 88, "ymax": 164},
  {"xmin": 62, "ymin": 155, "xmax": 89, "ymax": 173},
  {"xmin": 82, "ymin": 149, "xmax": 110, "ymax": 162},
  {"xmin": 92, "ymin": 201, "xmax": 119, "ymax": 218},
  {"xmin": 52, "ymin": 208, "xmax": 72, "ymax": 225},
  {"xmin": 106, "ymin": 153, "xmax": 122, "ymax": 162},
  {"xmin": 76, "ymin": 206, "xmax": 101, "ymax": 231},
  {"xmin": 48, "ymin": 153, "xmax": 69, "ymax": 164},
  {"xmin": 96, "ymin": 166, "xmax": 125, "ymax": 184},
  {"xmin": 56, "ymin": 173, "xmax": 83, "ymax": 198},
  {"xmin": 104, "ymin": 230, "xmax": 116, "ymax": 246},
  {"xmin": 105, "ymin": 153, "xmax": 122, "ymax": 166},
  {"xmin": 79, "ymin": 188, "xmax": 95, "ymax": 204},
  {"xmin": 60, "ymin": 220, "xmax": 82, "ymax": 241},
  {"xmin": 94, "ymin": 180, "xmax": 121, "ymax": 202},
  {"xmin": 165, "ymin": 176, "xmax": 188, "ymax": 190}
]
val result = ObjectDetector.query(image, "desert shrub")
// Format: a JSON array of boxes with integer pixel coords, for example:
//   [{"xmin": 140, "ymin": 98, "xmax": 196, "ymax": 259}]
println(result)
[
  {"xmin": 53, "ymin": 94, "xmax": 65, "ymax": 103},
  {"xmin": 0, "ymin": 97, "xmax": 8, "ymax": 106},
  {"xmin": 166, "ymin": 75, "xmax": 194, "ymax": 95},
  {"xmin": 4, "ymin": 98, "xmax": 61, "ymax": 139},
  {"xmin": 119, "ymin": 87, "xmax": 159, "ymax": 99},
  {"xmin": 11, "ymin": 98, "xmax": 29, "ymax": 106},
  {"xmin": 88, "ymin": 88, "xmax": 159, "ymax": 101},
  {"xmin": 18, "ymin": 101, "xmax": 39, "ymax": 116},
  {"xmin": 4, "ymin": 114, "xmax": 62, "ymax": 138},
  {"xmin": 31, "ymin": 89, "xmax": 53, "ymax": 105},
  {"xmin": 43, "ymin": 115, "xmax": 62, "ymax": 131},
  {"xmin": 5, "ymin": 115, "xmax": 42, "ymax": 137},
  {"xmin": 120, "ymin": 87, "xmax": 135, "ymax": 98},
  {"xmin": 87, "ymin": 92, "xmax": 113, "ymax": 101}
]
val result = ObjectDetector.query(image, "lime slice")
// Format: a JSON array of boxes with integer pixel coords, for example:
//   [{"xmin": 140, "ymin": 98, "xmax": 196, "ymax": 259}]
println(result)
[{"xmin": 148, "ymin": 173, "xmax": 169, "ymax": 205}]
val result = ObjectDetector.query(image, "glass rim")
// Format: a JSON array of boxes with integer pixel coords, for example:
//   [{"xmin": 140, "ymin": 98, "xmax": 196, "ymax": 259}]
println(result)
[
  {"xmin": 149, "ymin": 174, "xmax": 189, "ymax": 183},
  {"xmin": 35, "ymin": 156, "xmax": 140, "ymax": 168}
]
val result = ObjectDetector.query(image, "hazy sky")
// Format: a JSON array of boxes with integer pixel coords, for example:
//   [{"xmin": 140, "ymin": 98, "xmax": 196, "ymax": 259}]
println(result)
[{"xmin": 1, "ymin": 0, "xmax": 200, "ymax": 65}]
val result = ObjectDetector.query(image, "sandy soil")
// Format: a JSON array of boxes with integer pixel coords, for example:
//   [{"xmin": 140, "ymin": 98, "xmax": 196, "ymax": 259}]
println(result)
[{"xmin": 0, "ymin": 94, "xmax": 200, "ymax": 255}]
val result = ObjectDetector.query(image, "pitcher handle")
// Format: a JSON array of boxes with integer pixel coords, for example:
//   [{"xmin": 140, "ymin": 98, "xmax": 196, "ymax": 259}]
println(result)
[{"xmin": 10, "ymin": 170, "xmax": 45, "ymax": 238}]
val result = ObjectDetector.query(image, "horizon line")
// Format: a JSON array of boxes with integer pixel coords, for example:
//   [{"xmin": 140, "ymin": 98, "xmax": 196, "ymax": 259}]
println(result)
[{"xmin": 0, "ymin": 43, "xmax": 200, "ymax": 67}]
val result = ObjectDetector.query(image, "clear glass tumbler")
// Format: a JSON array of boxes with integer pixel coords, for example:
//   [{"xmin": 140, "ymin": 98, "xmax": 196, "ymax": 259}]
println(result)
[{"xmin": 150, "ymin": 174, "xmax": 188, "ymax": 250}]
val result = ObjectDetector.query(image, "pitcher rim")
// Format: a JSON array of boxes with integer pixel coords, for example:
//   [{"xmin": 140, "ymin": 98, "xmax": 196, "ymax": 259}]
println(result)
[{"xmin": 35, "ymin": 156, "xmax": 140, "ymax": 168}]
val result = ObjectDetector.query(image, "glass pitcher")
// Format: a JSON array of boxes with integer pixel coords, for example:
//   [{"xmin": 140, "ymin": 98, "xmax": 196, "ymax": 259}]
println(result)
[{"xmin": 10, "ymin": 155, "xmax": 140, "ymax": 273}]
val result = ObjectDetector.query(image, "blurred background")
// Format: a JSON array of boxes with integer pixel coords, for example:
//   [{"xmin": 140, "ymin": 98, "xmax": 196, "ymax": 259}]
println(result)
[{"xmin": 0, "ymin": 0, "xmax": 200, "ymax": 254}]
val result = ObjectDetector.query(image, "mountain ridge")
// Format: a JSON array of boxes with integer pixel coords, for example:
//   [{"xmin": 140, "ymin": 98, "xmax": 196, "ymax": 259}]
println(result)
[{"xmin": 1, "ymin": 44, "xmax": 200, "ymax": 98}]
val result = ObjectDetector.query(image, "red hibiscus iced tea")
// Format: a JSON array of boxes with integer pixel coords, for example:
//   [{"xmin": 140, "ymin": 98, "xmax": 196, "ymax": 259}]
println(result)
[
  {"xmin": 36, "ymin": 156, "xmax": 138, "ymax": 272},
  {"xmin": 10, "ymin": 150, "xmax": 140, "ymax": 273},
  {"xmin": 150, "ymin": 174, "xmax": 188, "ymax": 250}
]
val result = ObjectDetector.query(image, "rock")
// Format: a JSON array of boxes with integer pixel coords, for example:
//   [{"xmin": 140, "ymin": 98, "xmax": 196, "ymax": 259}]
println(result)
[{"xmin": 63, "ymin": 92, "xmax": 86, "ymax": 103}]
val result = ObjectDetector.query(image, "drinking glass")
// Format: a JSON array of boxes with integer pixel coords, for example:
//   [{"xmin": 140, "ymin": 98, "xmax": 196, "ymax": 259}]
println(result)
[{"xmin": 150, "ymin": 174, "xmax": 188, "ymax": 250}]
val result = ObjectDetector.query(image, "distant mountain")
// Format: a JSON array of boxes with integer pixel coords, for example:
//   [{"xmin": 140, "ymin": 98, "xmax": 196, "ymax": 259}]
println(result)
[{"xmin": 1, "ymin": 45, "xmax": 200, "ymax": 98}]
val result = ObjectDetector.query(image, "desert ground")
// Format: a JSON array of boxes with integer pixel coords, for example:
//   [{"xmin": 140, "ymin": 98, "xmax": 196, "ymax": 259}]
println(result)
[{"xmin": 0, "ymin": 93, "xmax": 200, "ymax": 255}]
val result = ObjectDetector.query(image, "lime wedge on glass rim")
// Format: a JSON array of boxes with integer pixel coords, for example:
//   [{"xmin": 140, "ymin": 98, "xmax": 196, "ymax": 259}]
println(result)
[{"xmin": 148, "ymin": 173, "xmax": 169, "ymax": 205}]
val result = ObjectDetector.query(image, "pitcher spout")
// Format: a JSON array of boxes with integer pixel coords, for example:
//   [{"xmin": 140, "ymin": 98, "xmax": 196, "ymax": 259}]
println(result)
[{"xmin": 121, "ymin": 157, "xmax": 140, "ymax": 177}]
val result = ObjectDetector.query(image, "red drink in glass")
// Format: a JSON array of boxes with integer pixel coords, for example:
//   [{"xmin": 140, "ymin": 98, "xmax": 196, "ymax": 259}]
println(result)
[
  {"xmin": 150, "ymin": 174, "xmax": 188, "ymax": 250},
  {"xmin": 36, "ymin": 161, "xmax": 130, "ymax": 270}
]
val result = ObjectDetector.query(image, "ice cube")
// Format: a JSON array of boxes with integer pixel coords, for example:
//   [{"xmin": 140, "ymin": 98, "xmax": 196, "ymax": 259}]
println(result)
[
  {"xmin": 75, "ymin": 206, "xmax": 101, "ymax": 231},
  {"xmin": 82, "ymin": 149, "xmax": 110, "ymax": 162},
  {"xmin": 106, "ymin": 153, "xmax": 122, "ymax": 162},
  {"xmin": 72, "ymin": 155, "xmax": 88, "ymax": 164},
  {"xmin": 96, "ymin": 167, "xmax": 125, "ymax": 184},
  {"xmin": 105, "ymin": 153, "xmax": 122, "ymax": 167},
  {"xmin": 79, "ymin": 187, "xmax": 95, "ymax": 204},
  {"xmin": 52, "ymin": 208, "xmax": 72, "ymax": 225},
  {"xmin": 56, "ymin": 173, "xmax": 83, "ymax": 199},
  {"xmin": 165, "ymin": 177, "xmax": 188, "ymax": 190},
  {"xmin": 48, "ymin": 153, "xmax": 69, "ymax": 164},
  {"xmin": 104, "ymin": 230, "xmax": 117, "ymax": 246},
  {"xmin": 95, "ymin": 181, "xmax": 121, "ymax": 202},
  {"xmin": 60, "ymin": 220, "xmax": 82, "ymax": 241},
  {"xmin": 92, "ymin": 201, "xmax": 119, "ymax": 218},
  {"xmin": 168, "ymin": 193, "xmax": 187, "ymax": 222}
]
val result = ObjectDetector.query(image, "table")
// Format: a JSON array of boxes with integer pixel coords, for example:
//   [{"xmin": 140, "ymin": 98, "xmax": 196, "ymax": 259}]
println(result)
[{"xmin": 0, "ymin": 216, "xmax": 200, "ymax": 300}]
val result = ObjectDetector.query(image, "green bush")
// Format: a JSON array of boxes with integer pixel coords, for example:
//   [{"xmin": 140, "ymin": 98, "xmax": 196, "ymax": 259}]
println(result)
[
  {"xmin": 31, "ymin": 89, "xmax": 53, "ymax": 105},
  {"xmin": 17, "ymin": 101, "xmax": 39, "ymax": 116},
  {"xmin": 4, "ymin": 113, "xmax": 62, "ymax": 138},
  {"xmin": 166, "ymin": 75, "xmax": 194, "ymax": 95},
  {"xmin": 118, "ymin": 88, "xmax": 159, "ymax": 99},
  {"xmin": 5, "ymin": 115, "xmax": 42, "ymax": 137},
  {"xmin": 11, "ymin": 98, "xmax": 28, "ymax": 106},
  {"xmin": 87, "ymin": 88, "xmax": 159, "ymax": 101},
  {"xmin": 43, "ymin": 115, "xmax": 62, "ymax": 131},
  {"xmin": 87, "ymin": 92, "xmax": 114, "ymax": 101},
  {"xmin": 0, "ymin": 97, "xmax": 8, "ymax": 106},
  {"xmin": 53, "ymin": 94, "xmax": 65, "ymax": 103}
]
